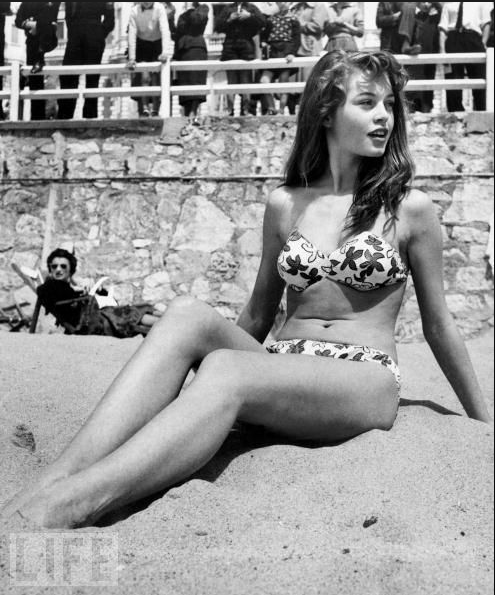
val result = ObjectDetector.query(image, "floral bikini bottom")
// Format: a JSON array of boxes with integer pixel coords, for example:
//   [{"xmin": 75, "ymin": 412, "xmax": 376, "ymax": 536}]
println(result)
[{"xmin": 267, "ymin": 339, "xmax": 401, "ymax": 398}]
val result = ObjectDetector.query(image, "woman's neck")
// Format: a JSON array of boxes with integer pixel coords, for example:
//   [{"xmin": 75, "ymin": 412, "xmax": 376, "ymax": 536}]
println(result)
[{"xmin": 326, "ymin": 151, "xmax": 361, "ymax": 195}]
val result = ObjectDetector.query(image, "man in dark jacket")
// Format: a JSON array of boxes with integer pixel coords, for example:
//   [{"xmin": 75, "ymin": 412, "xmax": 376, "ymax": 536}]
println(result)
[
  {"xmin": 0, "ymin": 2, "xmax": 11, "ymax": 119},
  {"xmin": 216, "ymin": 2, "xmax": 266, "ymax": 115},
  {"xmin": 15, "ymin": 2, "xmax": 61, "ymax": 120},
  {"xmin": 376, "ymin": 2, "xmax": 403, "ymax": 53},
  {"xmin": 57, "ymin": 1, "xmax": 115, "ymax": 119}
]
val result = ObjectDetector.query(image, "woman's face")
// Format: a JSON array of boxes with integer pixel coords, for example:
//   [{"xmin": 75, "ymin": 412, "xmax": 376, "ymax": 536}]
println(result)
[
  {"xmin": 327, "ymin": 69, "xmax": 395, "ymax": 160},
  {"xmin": 49, "ymin": 257, "xmax": 71, "ymax": 282}
]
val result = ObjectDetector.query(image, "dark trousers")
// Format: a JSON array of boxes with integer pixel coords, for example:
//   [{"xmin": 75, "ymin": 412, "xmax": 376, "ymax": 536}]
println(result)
[
  {"xmin": 445, "ymin": 29, "xmax": 486, "ymax": 112},
  {"xmin": 57, "ymin": 23, "xmax": 105, "ymax": 119},
  {"xmin": 406, "ymin": 62, "xmax": 437, "ymax": 113},
  {"xmin": 23, "ymin": 36, "xmax": 46, "ymax": 120},
  {"xmin": 0, "ymin": 14, "xmax": 5, "ymax": 118},
  {"xmin": 221, "ymin": 38, "xmax": 256, "ymax": 115}
]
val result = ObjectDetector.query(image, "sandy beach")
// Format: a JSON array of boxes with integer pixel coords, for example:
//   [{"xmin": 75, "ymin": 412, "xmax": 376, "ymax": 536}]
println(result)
[{"xmin": 0, "ymin": 330, "xmax": 493, "ymax": 595}]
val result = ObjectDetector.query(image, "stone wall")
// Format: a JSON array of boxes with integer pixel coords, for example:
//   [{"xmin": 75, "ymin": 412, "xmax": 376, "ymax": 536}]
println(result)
[{"xmin": 0, "ymin": 113, "xmax": 493, "ymax": 341}]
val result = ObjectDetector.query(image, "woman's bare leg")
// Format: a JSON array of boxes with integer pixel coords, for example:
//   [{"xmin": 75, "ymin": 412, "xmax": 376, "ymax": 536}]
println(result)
[
  {"xmin": 1, "ymin": 298, "xmax": 265, "ymax": 515},
  {"xmin": 16, "ymin": 349, "xmax": 398, "ymax": 528}
]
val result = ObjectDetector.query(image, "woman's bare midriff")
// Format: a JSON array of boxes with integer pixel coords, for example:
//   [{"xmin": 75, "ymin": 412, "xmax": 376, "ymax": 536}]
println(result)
[{"xmin": 277, "ymin": 280, "xmax": 407, "ymax": 362}]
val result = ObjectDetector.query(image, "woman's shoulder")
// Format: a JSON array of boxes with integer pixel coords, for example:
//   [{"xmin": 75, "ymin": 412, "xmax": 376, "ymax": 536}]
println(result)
[
  {"xmin": 267, "ymin": 184, "xmax": 306, "ymax": 214},
  {"xmin": 399, "ymin": 188, "xmax": 434, "ymax": 219},
  {"xmin": 265, "ymin": 185, "xmax": 301, "ymax": 233},
  {"xmin": 397, "ymin": 188, "xmax": 437, "ymax": 238}
]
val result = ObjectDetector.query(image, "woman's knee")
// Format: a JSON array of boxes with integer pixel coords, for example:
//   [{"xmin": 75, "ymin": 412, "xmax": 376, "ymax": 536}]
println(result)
[
  {"xmin": 192, "ymin": 349, "xmax": 245, "ymax": 410},
  {"xmin": 196, "ymin": 350, "xmax": 244, "ymax": 390},
  {"xmin": 155, "ymin": 296, "xmax": 215, "ymax": 331},
  {"xmin": 146, "ymin": 296, "xmax": 219, "ymax": 354}
]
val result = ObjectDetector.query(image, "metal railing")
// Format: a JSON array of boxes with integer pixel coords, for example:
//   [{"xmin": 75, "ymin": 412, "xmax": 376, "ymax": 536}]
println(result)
[{"xmin": 0, "ymin": 50, "xmax": 493, "ymax": 121}]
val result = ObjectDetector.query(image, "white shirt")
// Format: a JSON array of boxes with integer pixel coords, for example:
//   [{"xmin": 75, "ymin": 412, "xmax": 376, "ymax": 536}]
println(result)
[
  {"xmin": 128, "ymin": 3, "xmax": 171, "ymax": 61},
  {"xmin": 439, "ymin": 2, "xmax": 492, "ymax": 34}
]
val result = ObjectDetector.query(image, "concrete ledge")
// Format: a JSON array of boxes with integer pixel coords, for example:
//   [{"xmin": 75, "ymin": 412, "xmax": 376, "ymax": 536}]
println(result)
[
  {"xmin": 0, "ymin": 118, "xmax": 166, "ymax": 133},
  {"xmin": 465, "ymin": 111, "xmax": 494, "ymax": 133}
]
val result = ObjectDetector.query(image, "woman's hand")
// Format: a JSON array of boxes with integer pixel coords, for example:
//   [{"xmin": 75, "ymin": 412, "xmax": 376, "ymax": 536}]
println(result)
[{"xmin": 127, "ymin": 60, "xmax": 137, "ymax": 71}]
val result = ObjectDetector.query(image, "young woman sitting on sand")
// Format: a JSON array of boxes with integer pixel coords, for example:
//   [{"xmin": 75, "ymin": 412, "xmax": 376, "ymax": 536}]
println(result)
[{"xmin": 2, "ymin": 50, "xmax": 490, "ymax": 529}]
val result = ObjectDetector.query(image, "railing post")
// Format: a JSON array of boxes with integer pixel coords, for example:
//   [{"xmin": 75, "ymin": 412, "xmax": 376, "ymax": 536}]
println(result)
[
  {"xmin": 160, "ymin": 60, "xmax": 171, "ymax": 118},
  {"xmin": 9, "ymin": 60, "xmax": 20, "ymax": 122},
  {"xmin": 486, "ymin": 47, "xmax": 494, "ymax": 112},
  {"xmin": 208, "ymin": 69, "xmax": 216, "ymax": 116}
]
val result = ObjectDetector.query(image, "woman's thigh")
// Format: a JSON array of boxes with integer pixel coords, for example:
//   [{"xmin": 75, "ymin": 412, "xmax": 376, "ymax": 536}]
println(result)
[{"xmin": 196, "ymin": 349, "xmax": 399, "ymax": 442}]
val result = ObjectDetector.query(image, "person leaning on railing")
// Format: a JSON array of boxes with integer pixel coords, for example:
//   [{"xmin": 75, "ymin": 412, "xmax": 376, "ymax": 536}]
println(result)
[
  {"xmin": 439, "ymin": 1, "xmax": 492, "ymax": 112},
  {"xmin": 0, "ymin": 1, "xmax": 10, "ymax": 120},
  {"xmin": 286, "ymin": 1, "xmax": 328, "ymax": 115},
  {"xmin": 57, "ymin": 1, "xmax": 115, "ymax": 120},
  {"xmin": 376, "ymin": 1, "xmax": 403, "ymax": 54},
  {"xmin": 14, "ymin": 2, "xmax": 61, "ymax": 121},
  {"xmin": 259, "ymin": 1, "xmax": 300, "ymax": 115},
  {"xmin": 173, "ymin": 2, "xmax": 210, "ymax": 124},
  {"xmin": 398, "ymin": 2, "xmax": 443, "ymax": 114},
  {"xmin": 323, "ymin": 1, "xmax": 364, "ymax": 52},
  {"xmin": 127, "ymin": 1, "xmax": 171, "ymax": 118},
  {"xmin": 216, "ymin": 1, "xmax": 266, "ymax": 116}
]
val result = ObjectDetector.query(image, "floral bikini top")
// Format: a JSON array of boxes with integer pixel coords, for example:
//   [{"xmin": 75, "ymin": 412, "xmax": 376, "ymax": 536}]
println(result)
[{"xmin": 277, "ymin": 229, "xmax": 408, "ymax": 292}]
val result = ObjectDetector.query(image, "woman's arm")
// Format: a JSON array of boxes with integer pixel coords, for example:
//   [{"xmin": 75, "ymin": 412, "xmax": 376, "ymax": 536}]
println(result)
[
  {"xmin": 405, "ymin": 190, "xmax": 490, "ymax": 422},
  {"xmin": 236, "ymin": 189, "xmax": 288, "ymax": 343}
]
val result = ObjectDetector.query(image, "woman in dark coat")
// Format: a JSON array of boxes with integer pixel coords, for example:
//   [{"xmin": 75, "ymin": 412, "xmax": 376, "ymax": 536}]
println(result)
[{"xmin": 173, "ymin": 2, "xmax": 209, "ymax": 123}]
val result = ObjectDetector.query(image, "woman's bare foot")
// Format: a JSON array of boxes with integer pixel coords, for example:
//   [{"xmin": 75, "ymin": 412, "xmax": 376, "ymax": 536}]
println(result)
[
  {"xmin": 13, "ymin": 475, "xmax": 113, "ymax": 529},
  {"xmin": 0, "ymin": 470, "xmax": 67, "ymax": 520}
]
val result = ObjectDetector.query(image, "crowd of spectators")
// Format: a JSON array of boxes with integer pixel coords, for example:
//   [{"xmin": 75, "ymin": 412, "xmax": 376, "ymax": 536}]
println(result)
[{"xmin": 0, "ymin": 1, "xmax": 493, "ymax": 121}]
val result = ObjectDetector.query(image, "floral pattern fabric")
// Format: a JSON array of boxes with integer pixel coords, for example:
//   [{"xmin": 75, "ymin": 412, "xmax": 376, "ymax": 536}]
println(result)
[
  {"xmin": 267, "ymin": 338, "xmax": 401, "ymax": 397},
  {"xmin": 277, "ymin": 230, "xmax": 408, "ymax": 292}
]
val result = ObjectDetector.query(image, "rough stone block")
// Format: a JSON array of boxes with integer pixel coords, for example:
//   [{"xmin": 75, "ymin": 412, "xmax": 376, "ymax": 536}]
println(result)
[
  {"xmin": 456, "ymin": 266, "xmax": 493, "ymax": 291},
  {"xmin": 238, "ymin": 229, "xmax": 262, "ymax": 256},
  {"xmin": 451, "ymin": 227, "xmax": 489, "ymax": 244},
  {"xmin": 465, "ymin": 112, "xmax": 494, "ymax": 133},
  {"xmin": 171, "ymin": 196, "xmax": 234, "ymax": 252},
  {"xmin": 444, "ymin": 181, "xmax": 494, "ymax": 224},
  {"xmin": 414, "ymin": 156, "xmax": 456, "ymax": 177},
  {"xmin": 67, "ymin": 141, "xmax": 100, "ymax": 155}
]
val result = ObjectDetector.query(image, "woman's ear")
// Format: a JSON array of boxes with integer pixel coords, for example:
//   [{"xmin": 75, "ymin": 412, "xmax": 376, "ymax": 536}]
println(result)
[{"xmin": 322, "ymin": 115, "xmax": 332, "ymax": 129}]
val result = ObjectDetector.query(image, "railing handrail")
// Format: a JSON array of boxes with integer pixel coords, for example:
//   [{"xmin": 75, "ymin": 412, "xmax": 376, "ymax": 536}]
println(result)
[
  {"xmin": 0, "ymin": 50, "xmax": 493, "ymax": 120},
  {"xmin": 0, "ymin": 52, "xmax": 488, "ymax": 78}
]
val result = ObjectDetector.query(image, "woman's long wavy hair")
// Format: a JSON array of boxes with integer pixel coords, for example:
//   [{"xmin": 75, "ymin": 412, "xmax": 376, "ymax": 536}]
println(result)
[{"xmin": 284, "ymin": 50, "xmax": 414, "ymax": 236}]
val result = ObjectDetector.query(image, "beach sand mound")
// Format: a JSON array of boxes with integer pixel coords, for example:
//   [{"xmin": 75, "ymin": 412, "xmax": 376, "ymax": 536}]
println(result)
[{"xmin": 0, "ymin": 331, "xmax": 493, "ymax": 595}]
